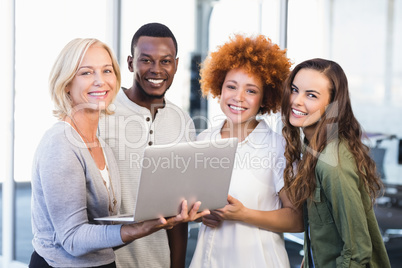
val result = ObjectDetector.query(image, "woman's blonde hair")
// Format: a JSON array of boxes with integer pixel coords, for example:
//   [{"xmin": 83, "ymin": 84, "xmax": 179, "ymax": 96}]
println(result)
[{"xmin": 49, "ymin": 38, "xmax": 121, "ymax": 120}]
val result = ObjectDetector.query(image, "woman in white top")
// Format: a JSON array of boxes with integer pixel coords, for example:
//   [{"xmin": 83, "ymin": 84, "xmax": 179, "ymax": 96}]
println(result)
[{"xmin": 190, "ymin": 34, "xmax": 303, "ymax": 268}]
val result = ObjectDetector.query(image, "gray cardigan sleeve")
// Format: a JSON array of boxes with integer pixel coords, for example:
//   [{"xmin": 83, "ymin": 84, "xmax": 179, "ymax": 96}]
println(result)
[{"xmin": 32, "ymin": 123, "xmax": 124, "ymax": 257}]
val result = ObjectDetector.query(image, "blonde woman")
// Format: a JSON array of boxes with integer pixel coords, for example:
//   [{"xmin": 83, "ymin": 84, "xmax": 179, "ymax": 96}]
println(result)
[{"xmin": 29, "ymin": 38, "xmax": 200, "ymax": 268}]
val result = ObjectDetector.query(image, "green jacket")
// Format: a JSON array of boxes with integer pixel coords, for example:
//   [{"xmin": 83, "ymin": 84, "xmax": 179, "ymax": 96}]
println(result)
[{"xmin": 303, "ymin": 141, "xmax": 390, "ymax": 268}]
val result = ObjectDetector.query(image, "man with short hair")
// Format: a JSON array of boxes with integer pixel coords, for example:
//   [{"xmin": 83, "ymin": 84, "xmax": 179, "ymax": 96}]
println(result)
[{"xmin": 99, "ymin": 23, "xmax": 203, "ymax": 267}]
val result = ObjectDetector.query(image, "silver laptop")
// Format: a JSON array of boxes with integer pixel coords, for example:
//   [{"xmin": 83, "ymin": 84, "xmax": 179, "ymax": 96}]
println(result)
[{"xmin": 95, "ymin": 137, "xmax": 238, "ymax": 222}]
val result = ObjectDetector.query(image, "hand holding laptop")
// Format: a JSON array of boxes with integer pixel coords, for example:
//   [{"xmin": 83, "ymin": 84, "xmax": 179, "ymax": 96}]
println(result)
[
  {"xmin": 120, "ymin": 199, "xmax": 210, "ymax": 243},
  {"xmin": 166, "ymin": 200, "xmax": 210, "ymax": 225},
  {"xmin": 95, "ymin": 138, "xmax": 237, "ymax": 223},
  {"xmin": 202, "ymin": 195, "xmax": 241, "ymax": 228}
]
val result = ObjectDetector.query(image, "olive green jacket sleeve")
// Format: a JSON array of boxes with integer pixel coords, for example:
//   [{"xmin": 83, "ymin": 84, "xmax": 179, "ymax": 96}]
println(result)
[{"xmin": 303, "ymin": 141, "xmax": 390, "ymax": 268}]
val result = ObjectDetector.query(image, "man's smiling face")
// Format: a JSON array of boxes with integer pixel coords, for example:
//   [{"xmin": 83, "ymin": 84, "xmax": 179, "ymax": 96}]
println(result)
[{"xmin": 128, "ymin": 36, "xmax": 178, "ymax": 100}]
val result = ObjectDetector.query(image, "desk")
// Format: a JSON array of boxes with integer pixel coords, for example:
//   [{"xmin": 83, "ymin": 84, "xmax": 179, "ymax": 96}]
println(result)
[
  {"xmin": 365, "ymin": 133, "xmax": 397, "ymax": 148},
  {"xmin": 383, "ymin": 164, "xmax": 402, "ymax": 186},
  {"xmin": 365, "ymin": 133, "xmax": 402, "ymax": 243},
  {"xmin": 365, "ymin": 132, "xmax": 399, "ymax": 180}
]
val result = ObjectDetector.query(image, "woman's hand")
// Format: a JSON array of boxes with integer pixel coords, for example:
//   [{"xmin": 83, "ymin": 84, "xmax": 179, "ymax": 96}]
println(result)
[
  {"xmin": 203, "ymin": 189, "xmax": 304, "ymax": 233},
  {"xmin": 202, "ymin": 212, "xmax": 223, "ymax": 228},
  {"xmin": 201, "ymin": 195, "xmax": 246, "ymax": 228},
  {"xmin": 213, "ymin": 195, "xmax": 246, "ymax": 221}
]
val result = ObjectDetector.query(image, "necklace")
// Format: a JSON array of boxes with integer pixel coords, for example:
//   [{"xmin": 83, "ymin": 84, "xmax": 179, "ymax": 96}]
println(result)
[
  {"xmin": 67, "ymin": 115, "xmax": 99, "ymax": 151},
  {"xmin": 102, "ymin": 163, "xmax": 118, "ymax": 214},
  {"xmin": 67, "ymin": 114, "xmax": 117, "ymax": 214}
]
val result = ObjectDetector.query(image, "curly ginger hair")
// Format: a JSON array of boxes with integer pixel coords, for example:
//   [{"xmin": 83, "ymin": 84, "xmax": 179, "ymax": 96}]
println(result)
[{"xmin": 199, "ymin": 34, "xmax": 292, "ymax": 114}]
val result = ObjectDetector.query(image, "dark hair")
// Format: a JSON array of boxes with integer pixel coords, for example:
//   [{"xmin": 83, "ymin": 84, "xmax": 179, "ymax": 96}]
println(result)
[
  {"xmin": 281, "ymin": 58, "xmax": 383, "ymax": 208},
  {"xmin": 130, "ymin": 22, "xmax": 178, "ymax": 56}
]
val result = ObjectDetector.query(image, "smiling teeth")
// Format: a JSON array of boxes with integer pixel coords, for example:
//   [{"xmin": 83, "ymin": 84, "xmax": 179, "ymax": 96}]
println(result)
[
  {"xmin": 292, "ymin": 109, "xmax": 307, "ymax": 115},
  {"xmin": 230, "ymin": 105, "xmax": 246, "ymax": 111},
  {"xmin": 148, "ymin": 79, "xmax": 164, "ymax": 84},
  {"xmin": 89, "ymin": 92, "xmax": 106, "ymax": 96}
]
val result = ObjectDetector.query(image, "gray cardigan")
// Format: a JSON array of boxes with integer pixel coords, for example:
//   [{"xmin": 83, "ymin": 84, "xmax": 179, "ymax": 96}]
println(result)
[{"xmin": 31, "ymin": 121, "xmax": 124, "ymax": 267}]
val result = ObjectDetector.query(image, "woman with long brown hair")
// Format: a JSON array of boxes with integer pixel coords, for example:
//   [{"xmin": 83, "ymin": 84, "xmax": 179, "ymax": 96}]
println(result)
[{"xmin": 281, "ymin": 58, "xmax": 390, "ymax": 267}]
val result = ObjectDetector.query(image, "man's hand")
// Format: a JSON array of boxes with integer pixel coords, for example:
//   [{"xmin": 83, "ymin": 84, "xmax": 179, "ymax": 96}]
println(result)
[
  {"xmin": 120, "ymin": 199, "xmax": 210, "ymax": 242},
  {"xmin": 163, "ymin": 200, "xmax": 210, "ymax": 229}
]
